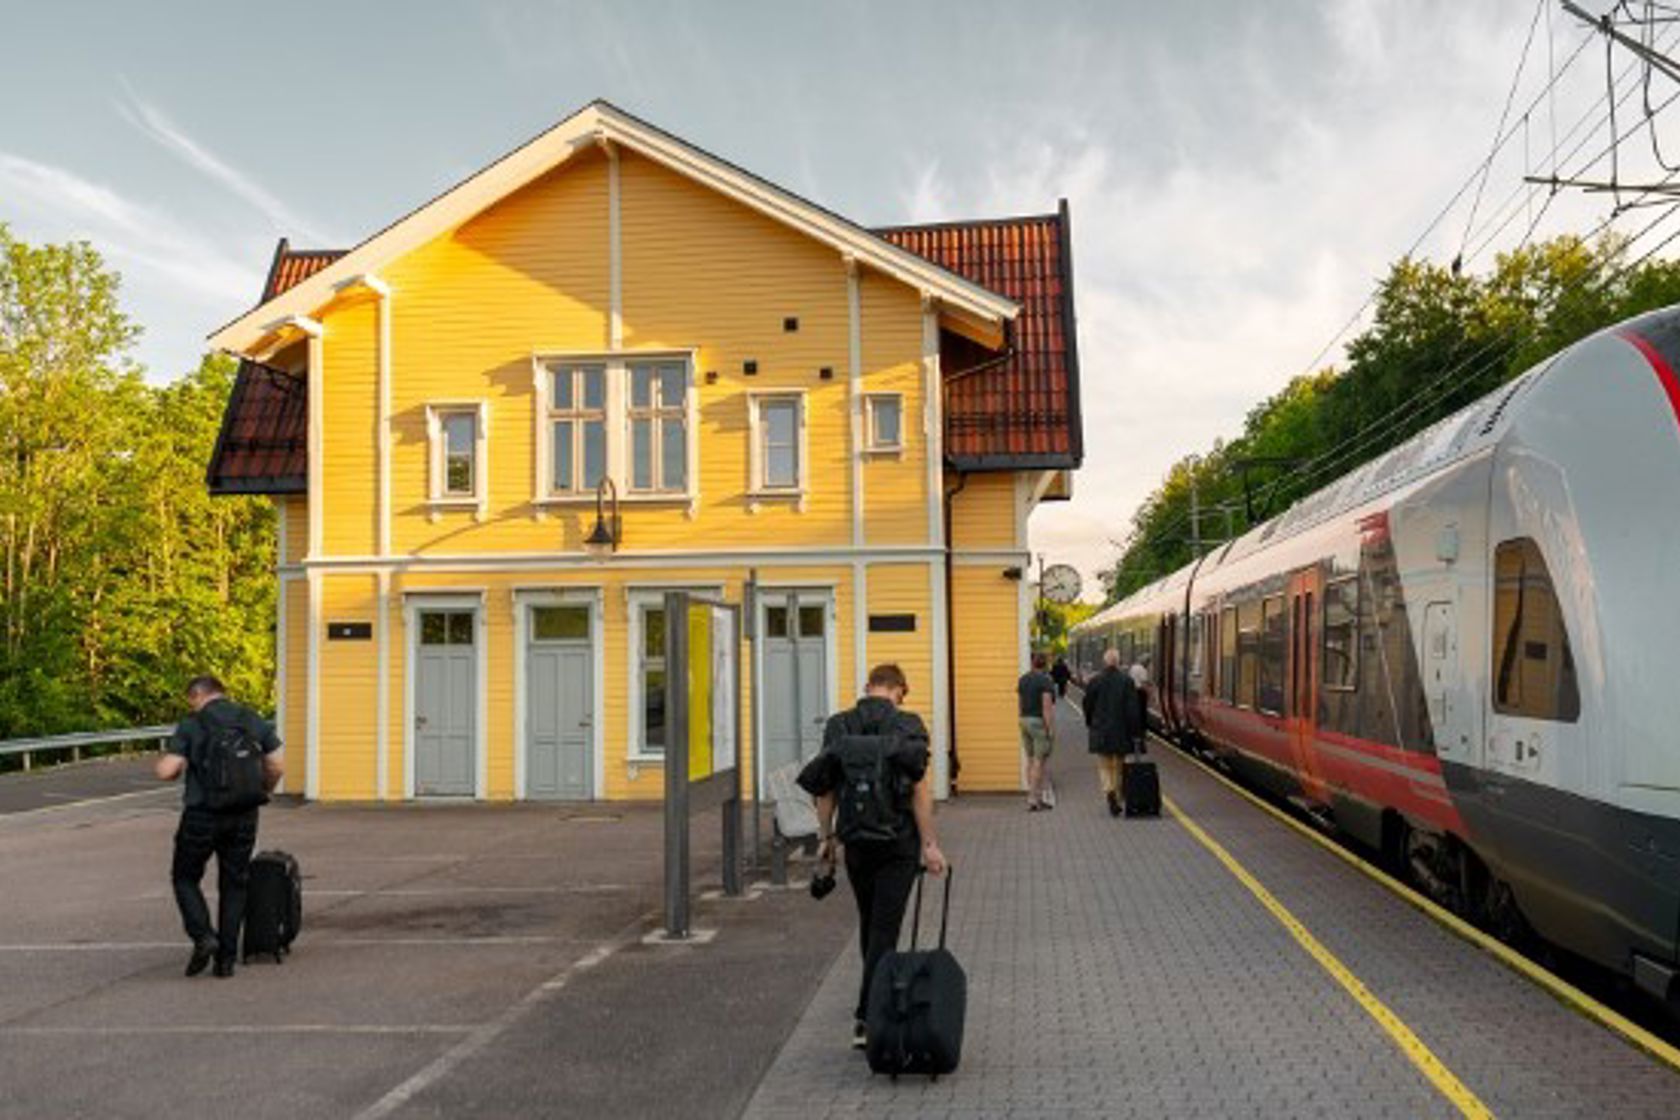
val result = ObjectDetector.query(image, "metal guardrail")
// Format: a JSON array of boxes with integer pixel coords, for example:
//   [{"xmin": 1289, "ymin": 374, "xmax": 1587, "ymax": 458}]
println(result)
[{"xmin": 0, "ymin": 726, "xmax": 175, "ymax": 772}]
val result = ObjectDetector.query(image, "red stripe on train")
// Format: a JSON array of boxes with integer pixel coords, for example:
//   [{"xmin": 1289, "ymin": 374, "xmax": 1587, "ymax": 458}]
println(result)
[{"xmin": 1618, "ymin": 330, "xmax": 1680, "ymax": 432}]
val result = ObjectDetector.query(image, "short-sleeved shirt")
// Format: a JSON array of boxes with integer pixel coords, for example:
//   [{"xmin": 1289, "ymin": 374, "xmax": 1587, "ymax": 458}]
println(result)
[
  {"xmin": 167, "ymin": 698, "xmax": 281, "ymax": 810},
  {"xmin": 1018, "ymin": 671, "xmax": 1057, "ymax": 719}
]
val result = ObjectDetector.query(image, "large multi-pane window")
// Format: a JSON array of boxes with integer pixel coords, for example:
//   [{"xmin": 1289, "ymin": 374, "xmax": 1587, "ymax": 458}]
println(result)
[
  {"xmin": 550, "ymin": 364, "xmax": 607, "ymax": 495},
  {"xmin": 629, "ymin": 363, "xmax": 687, "ymax": 494},
  {"xmin": 1492, "ymin": 537, "xmax": 1580, "ymax": 722}
]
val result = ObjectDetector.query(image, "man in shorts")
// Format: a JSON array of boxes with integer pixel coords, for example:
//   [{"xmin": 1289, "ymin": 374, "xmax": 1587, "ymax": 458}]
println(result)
[{"xmin": 1017, "ymin": 652, "xmax": 1058, "ymax": 811}]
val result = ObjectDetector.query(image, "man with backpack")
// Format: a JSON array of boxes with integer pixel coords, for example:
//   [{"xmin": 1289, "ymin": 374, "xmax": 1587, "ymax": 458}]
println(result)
[
  {"xmin": 154, "ymin": 675, "xmax": 283, "ymax": 978},
  {"xmin": 798, "ymin": 663, "xmax": 948, "ymax": 1051}
]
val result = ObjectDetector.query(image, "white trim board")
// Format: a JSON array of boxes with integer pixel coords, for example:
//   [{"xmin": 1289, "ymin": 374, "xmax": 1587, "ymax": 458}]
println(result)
[{"xmin": 207, "ymin": 101, "xmax": 1016, "ymax": 356}]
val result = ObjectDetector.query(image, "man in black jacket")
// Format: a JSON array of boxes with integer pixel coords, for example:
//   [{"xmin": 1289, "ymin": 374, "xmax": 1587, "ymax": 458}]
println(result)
[
  {"xmin": 155, "ymin": 676, "xmax": 284, "ymax": 978},
  {"xmin": 1082, "ymin": 649, "xmax": 1142, "ymax": 817},
  {"xmin": 798, "ymin": 663, "xmax": 948, "ymax": 1051}
]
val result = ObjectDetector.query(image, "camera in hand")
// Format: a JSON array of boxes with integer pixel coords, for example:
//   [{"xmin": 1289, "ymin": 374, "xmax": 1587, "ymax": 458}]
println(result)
[{"xmin": 809, "ymin": 859, "xmax": 837, "ymax": 900}]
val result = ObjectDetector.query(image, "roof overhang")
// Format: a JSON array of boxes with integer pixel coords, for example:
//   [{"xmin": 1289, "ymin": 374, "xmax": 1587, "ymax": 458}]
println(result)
[{"xmin": 209, "ymin": 100, "xmax": 1019, "ymax": 356}]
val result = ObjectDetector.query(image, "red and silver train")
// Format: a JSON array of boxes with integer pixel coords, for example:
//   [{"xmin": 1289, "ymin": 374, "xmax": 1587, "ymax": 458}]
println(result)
[{"xmin": 1071, "ymin": 306, "xmax": 1680, "ymax": 1003}]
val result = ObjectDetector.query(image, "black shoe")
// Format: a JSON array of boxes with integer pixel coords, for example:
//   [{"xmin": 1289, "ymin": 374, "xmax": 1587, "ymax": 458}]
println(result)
[
  {"xmin": 185, "ymin": 937, "xmax": 217, "ymax": 978},
  {"xmin": 851, "ymin": 1020, "xmax": 868, "ymax": 1050},
  {"xmin": 1107, "ymin": 792, "xmax": 1122, "ymax": 817},
  {"xmin": 212, "ymin": 959, "xmax": 235, "ymax": 979}
]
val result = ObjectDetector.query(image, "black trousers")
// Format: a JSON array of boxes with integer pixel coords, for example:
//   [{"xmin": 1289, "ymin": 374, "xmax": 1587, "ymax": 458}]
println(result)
[
  {"xmin": 171, "ymin": 807, "xmax": 259, "ymax": 963},
  {"xmin": 844, "ymin": 844, "xmax": 920, "ymax": 1022}
]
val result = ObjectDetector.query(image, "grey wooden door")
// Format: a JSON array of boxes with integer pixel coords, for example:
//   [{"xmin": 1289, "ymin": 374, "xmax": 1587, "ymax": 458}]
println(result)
[
  {"xmin": 527, "ymin": 605, "xmax": 594, "ymax": 800},
  {"xmin": 761, "ymin": 597, "xmax": 828, "ymax": 778},
  {"xmin": 415, "ymin": 608, "xmax": 476, "ymax": 797}
]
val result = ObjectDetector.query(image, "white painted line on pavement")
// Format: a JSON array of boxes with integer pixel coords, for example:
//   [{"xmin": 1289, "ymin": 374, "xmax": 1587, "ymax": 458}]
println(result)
[
  {"xmin": 0, "ymin": 1024, "xmax": 477, "ymax": 1037},
  {"xmin": 0, "ymin": 936, "xmax": 597, "ymax": 952},
  {"xmin": 353, "ymin": 913, "xmax": 654, "ymax": 1120},
  {"xmin": 0, "ymin": 787, "xmax": 174, "ymax": 820}
]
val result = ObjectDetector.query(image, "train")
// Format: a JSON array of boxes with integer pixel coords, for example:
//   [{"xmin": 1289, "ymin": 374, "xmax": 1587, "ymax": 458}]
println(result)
[{"xmin": 1071, "ymin": 305, "xmax": 1680, "ymax": 1005}]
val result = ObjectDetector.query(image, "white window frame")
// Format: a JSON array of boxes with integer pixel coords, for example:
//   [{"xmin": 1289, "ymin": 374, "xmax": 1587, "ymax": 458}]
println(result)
[
  {"xmin": 747, "ymin": 390, "xmax": 808, "ymax": 508},
  {"xmin": 531, "ymin": 351, "xmax": 698, "ymax": 515},
  {"xmin": 425, "ymin": 402, "xmax": 489, "ymax": 522},
  {"xmin": 864, "ymin": 392, "xmax": 905, "ymax": 454},
  {"xmin": 545, "ymin": 363, "xmax": 609, "ymax": 498},
  {"xmin": 626, "ymin": 360, "xmax": 690, "ymax": 496}
]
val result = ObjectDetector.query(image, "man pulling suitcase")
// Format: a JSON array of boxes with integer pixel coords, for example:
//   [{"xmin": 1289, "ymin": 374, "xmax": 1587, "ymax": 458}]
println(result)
[
  {"xmin": 155, "ymin": 675, "xmax": 284, "ymax": 978},
  {"xmin": 799, "ymin": 663, "xmax": 949, "ymax": 1053}
]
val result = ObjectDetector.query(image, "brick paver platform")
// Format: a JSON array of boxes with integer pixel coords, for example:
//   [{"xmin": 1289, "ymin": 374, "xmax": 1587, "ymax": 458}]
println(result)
[{"xmin": 742, "ymin": 699, "xmax": 1680, "ymax": 1119}]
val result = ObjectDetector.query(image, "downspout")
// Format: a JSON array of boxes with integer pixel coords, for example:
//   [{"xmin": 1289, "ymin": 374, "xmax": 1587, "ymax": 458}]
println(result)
[{"xmin": 941, "ymin": 469, "xmax": 968, "ymax": 794}]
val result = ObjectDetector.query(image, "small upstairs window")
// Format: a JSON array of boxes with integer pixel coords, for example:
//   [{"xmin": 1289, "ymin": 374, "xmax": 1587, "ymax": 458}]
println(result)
[
  {"xmin": 426, "ymin": 402, "xmax": 489, "ymax": 517},
  {"xmin": 550, "ymin": 364, "xmax": 606, "ymax": 495},
  {"xmin": 750, "ymin": 393, "xmax": 805, "ymax": 494},
  {"xmin": 629, "ymin": 362, "xmax": 688, "ymax": 494},
  {"xmin": 865, "ymin": 394, "xmax": 904, "ymax": 452}
]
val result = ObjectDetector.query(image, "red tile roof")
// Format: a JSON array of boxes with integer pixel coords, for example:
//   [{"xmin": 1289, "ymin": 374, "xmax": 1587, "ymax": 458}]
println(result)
[
  {"xmin": 262, "ymin": 240, "xmax": 344, "ymax": 300},
  {"xmin": 876, "ymin": 203, "xmax": 1082, "ymax": 470},
  {"xmin": 208, "ymin": 212, "xmax": 1083, "ymax": 495}
]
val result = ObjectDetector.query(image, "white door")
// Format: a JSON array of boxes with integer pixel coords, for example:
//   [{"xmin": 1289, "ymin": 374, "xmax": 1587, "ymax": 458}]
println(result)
[
  {"xmin": 526, "ymin": 604, "xmax": 594, "ymax": 800},
  {"xmin": 415, "ymin": 608, "xmax": 477, "ymax": 797},
  {"xmin": 760, "ymin": 594, "xmax": 830, "ymax": 780}
]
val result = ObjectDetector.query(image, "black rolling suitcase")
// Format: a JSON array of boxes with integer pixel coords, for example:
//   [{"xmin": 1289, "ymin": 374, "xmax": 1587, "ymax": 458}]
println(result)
[
  {"xmin": 242, "ymin": 850, "xmax": 303, "ymax": 963},
  {"xmin": 865, "ymin": 868, "xmax": 966, "ymax": 1080},
  {"xmin": 1122, "ymin": 752, "xmax": 1161, "ymax": 817}
]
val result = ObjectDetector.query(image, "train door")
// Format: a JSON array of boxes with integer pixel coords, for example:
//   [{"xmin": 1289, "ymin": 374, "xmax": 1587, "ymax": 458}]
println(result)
[
  {"xmin": 1287, "ymin": 568, "xmax": 1328, "ymax": 802},
  {"xmin": 1160, "ymin": 615, "xmax": 1178, "ymax": 731}
]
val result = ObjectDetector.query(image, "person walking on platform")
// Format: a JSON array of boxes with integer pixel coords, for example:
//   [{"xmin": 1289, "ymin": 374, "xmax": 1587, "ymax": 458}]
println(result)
[
  {"xmin": 798, "ymin": 663, "xmax": 948, "ymax": 1051},
  {"xmin": 1017, "ymin": 652, "xmax": 1058, "ymax": 811},
  {"xmin": 1129, "ymin": 652, "xmax": 1153, "ymax": 752},
  {"xmin": 155, "ymin": 675, "xmax": 284, "ymax": 978},
  {"xmin": 1083, "ymin": 648, "xmax": 1141, "ymax": 817},
  {"xmin": 1050, "ymin": 655, "xmax": 1072, "ymax": 699}
]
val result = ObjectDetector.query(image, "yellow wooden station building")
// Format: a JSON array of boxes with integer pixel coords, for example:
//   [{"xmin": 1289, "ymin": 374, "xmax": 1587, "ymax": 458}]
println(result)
[{"xmin": 207, "ymin": 101, "xmax": 1083, "ymax": 803}]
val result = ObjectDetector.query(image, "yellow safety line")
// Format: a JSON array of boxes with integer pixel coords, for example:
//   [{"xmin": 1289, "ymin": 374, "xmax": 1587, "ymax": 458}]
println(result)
[
  {"xmin": 1158, "ymin": 734, "xmax": 1680, "ymax": 1075},
  {"xmin": 1164, "ymin": 792, "xmax": 1495, "ymax": 1119}
]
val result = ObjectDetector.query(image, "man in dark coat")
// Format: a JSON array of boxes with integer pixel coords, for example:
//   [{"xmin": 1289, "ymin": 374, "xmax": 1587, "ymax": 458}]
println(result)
[
  {"xmin": 1050, "ymin": 656, "xmax": 1072, "ymax": 699},
  {"xmin": 1082, "ymin": 648, "xmax": 1141, "ymax": 817}
]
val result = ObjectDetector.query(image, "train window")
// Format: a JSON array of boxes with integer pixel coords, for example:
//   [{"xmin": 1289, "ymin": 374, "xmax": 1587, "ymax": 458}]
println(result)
[
  {"xmin": 1492, "ymin": 538, "xmax": 1581, "ymax": 722},
  {"xmin": 1187, "ymin": 611, "xmax": 1205, "ymax": 683},
  {"xmin": 1220, "ymin": 606, "xmax": 1237, "ymax": 703},
  {"xmin": 1237, "ymin": 600, "xmax": 1262, "ymax": 709},
  {"xmin": 1258, "ymin": 596, "xmax": 1286, "ymax": 715},
  {"xmin": 1322, "ymin": 577, "xmax": 1359, "ymax": 692}
]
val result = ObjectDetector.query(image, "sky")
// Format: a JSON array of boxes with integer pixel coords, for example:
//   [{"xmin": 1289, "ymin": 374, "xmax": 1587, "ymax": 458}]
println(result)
[{"xmin": 0, "ymin": 1, "xmax": 1655, "ymax": 595}]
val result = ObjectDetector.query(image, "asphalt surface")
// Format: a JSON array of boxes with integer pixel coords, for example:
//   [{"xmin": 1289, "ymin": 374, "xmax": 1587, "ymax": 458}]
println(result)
[
  {"xmin": 0, "ymin": 778, "xmax": 853, "ymax": 1120},
  {"xmin": 7, "ymin": 707, "xmax": 1679, "ymax": 1118},
  {"xmin": 0, "ymin": 755, "xmax": 163, "ymax": 814}
]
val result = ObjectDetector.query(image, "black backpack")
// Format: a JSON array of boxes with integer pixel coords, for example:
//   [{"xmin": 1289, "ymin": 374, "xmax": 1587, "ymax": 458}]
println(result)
[
  {"xmin": 833, "ymin": 715, "xmax": 914, "ymax": 846},
  {"xmin": 198, "ymin": 715, "xmax": 268, "ymax": 813}
]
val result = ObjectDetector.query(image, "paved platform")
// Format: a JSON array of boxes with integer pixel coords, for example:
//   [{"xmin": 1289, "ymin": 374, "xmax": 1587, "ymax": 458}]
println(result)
[
  {"xmin": 4, "ymin": 700, "xmax": 1678, "ymax": 1118},
  {"xmin": 743, "ymin": 698, "xmax": 1680, "ymax": 1119}
]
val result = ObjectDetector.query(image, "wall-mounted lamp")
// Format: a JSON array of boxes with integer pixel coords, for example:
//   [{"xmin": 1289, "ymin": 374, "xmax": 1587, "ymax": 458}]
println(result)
[
  {"xmin": 1002, "ymin": 566, "xmax": 1024, "ymax": 581},
  {"xmin": 583, "ymin": 476, "xmax": 621, "ymax": 559}
]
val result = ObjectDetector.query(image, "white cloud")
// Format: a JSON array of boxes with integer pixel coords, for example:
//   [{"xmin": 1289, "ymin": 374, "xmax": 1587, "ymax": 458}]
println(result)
[
  {"xmin": 0, "ymin": 151, "xmax": 261, "ymax": 308},
  {"xmin": 115, "ymin": 83, "xmax": 339, "ymax": 246}
]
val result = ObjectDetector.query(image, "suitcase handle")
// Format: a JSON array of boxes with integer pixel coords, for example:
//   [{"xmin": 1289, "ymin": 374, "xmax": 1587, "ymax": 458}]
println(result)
[{"xmin": 908, "ymin": 864, "xmax": 953, "ymax": 951}]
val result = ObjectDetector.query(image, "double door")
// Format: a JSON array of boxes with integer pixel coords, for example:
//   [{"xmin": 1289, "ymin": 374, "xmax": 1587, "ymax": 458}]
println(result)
[
  {"xmin": 759, "ymin": 592, "xmax": 831, "ymax": 782},
  {"xmin": 1286, "ymin": 569, "xmax": 1327, "ymax": 802}
]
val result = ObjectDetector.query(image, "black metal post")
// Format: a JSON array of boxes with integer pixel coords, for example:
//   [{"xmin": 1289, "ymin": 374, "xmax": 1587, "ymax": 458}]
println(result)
[{"xmin": 663, "ymin": 591, "xmax": 691, "ymax": 939}]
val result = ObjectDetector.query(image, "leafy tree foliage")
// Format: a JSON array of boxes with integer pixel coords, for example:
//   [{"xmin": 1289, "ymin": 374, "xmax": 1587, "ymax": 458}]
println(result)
[
  {"xmin": 1102, "ymin": 235, "xmax": 1680, "ymax": 603},
  {"xmin": 0, "ymin": 225, "xmax": 275, "ymax": 740}
]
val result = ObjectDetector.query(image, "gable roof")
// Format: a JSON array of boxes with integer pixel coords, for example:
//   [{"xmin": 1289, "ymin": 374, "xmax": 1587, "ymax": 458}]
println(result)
[
  {"xmin": 206, "ymin": 205, "xmax": 1084, "ymax": 495},
  {"xmin": 208, "ymin": 100, "xmax": 1017, "ymax": 356},
  {"xmin": 879, "ymin": 202, "xmax": 1083, "ymax": 469}
]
